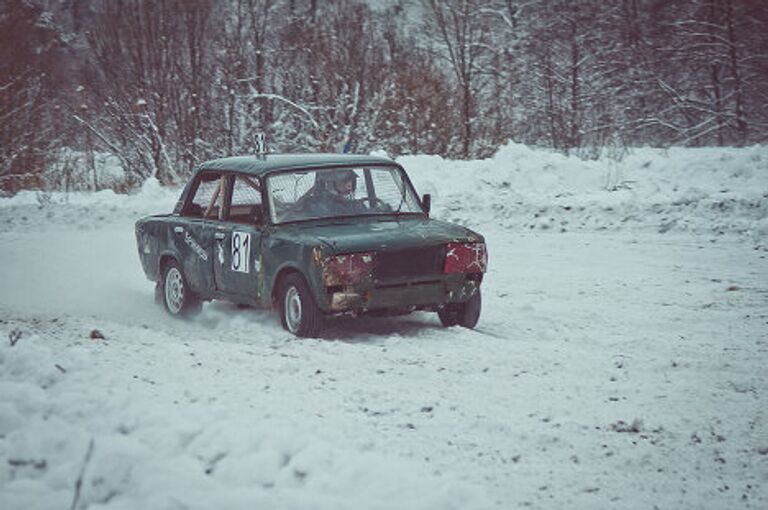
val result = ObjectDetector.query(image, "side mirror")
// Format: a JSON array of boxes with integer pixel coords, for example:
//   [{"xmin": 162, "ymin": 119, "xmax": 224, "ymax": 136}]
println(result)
[{"xmin": 422, "ymin": 193, "xmax": 431, "ymax": 216}]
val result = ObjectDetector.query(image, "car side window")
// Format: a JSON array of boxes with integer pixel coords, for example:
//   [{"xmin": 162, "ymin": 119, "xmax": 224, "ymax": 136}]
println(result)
[
  {"xmin": 229, "ymin": 175, "xmax": 264, "ymax": 225},
  {"xmin": 184, "ymin": 173, "xmax": 226, "ymax": 220}
]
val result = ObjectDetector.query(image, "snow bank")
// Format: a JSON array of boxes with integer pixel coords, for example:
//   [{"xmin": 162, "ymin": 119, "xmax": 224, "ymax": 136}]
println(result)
[
  {"xmin": 1, "ymin": 144, "xmax": 766, "ymax": 247},
  {"xmin": 401, "ymin": 143, "xmax": 768, "ymax": 247},
  {"xmin": 0, "ymin": 179, "xmax": 180, "ymax": 232},
  {"xmin": 0, "ymin": 327, "xmax": 486, "ymax": 510}
]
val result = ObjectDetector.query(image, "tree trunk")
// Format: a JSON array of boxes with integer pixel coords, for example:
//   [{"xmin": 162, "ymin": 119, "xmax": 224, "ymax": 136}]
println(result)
[{"xmin": 724, "ymin": 0, "xmax": 747, "ymax": 145}]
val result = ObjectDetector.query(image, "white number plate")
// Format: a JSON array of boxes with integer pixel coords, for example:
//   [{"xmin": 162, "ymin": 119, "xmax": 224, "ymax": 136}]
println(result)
[{"xmin": 231, "ymin": 231, "xmax": 251, "ymax": 273}]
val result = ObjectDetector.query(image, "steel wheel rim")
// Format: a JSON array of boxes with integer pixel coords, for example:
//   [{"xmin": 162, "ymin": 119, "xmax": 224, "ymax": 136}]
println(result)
[
  {"xmin": 165, "ymin": 267, "xmax": 184, "ymax": 314},
  {"xmin": 284, "ymin": 286, "xmax": 302, "ymax": 333}
]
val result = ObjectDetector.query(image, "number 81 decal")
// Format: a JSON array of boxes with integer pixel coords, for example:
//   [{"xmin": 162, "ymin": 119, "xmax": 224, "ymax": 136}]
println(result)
[{"xmin": 231, "ymin": 231, "xmax": 251, "ymax": 273}]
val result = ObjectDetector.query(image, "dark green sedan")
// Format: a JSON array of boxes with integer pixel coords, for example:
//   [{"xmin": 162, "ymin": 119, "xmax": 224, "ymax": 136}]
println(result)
[{"xmin": 135, "ymin": 154, "xmax": 487, "ymax": 337}]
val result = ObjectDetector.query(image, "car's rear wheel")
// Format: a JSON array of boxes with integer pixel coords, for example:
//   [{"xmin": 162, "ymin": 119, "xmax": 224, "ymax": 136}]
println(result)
[
  {"xmin": 161, "ymin": 260, "xmax": 201, "ymax": 317},
  {"xmin": 279, "ymin": 273, "xmax": 323, "ymax": 337},
  {"xmin": 438, "ymin": 288, "xmax": 481, "ymax": 328}
]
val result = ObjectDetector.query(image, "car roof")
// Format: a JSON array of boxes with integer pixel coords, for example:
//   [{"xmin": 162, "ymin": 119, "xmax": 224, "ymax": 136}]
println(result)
[{"xmin": 199, "ymin": 153, "xmax": 398, "ymax": 177}]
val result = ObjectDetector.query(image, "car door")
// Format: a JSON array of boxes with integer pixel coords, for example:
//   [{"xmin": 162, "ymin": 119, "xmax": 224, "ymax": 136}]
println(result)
[
  {"xmin": 213, "ymin": 173, "xmax": 265, "ymax": 302},
  {"xmin": 175, "ymin": 171, "xmax": 227, "ymax": 295}
]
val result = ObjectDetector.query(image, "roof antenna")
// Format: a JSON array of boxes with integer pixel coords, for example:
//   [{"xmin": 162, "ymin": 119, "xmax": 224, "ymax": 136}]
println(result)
[{"xmin": 255, "ymin": 133, "xmax": 267, "ymax": 158}]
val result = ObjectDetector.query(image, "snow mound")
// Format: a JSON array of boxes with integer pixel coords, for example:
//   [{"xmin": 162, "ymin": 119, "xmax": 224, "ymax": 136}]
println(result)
[
  {"xmin": 1, "ymin": 144, "xmax": 766, "ymax": 247},
  {"xmin": 0, "ymin": 328, "xmax": 487, "ymax": 510},
  {"xmin": 0, "ymin": 181, "xmax": 179, "ymax": 233},
  {"xmin": 402, "ymin": 143, "xmax": 768, "ymax": 247}
]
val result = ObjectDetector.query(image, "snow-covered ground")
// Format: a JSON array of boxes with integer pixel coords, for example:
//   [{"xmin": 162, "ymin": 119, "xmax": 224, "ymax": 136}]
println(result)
[{"xmin": 1, "ymin": 144, "xmax": 766, "ymax": 509}]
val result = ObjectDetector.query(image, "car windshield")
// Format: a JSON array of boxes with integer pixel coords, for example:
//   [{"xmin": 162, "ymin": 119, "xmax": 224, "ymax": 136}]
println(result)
[{"xmin": 266, "ymin": 166, "xmax": 424, "ymax": 224}]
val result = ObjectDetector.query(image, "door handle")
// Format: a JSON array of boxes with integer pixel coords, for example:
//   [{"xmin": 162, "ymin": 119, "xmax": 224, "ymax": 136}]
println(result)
[
  {"xmin": 214, "ymin": 232, "xmax": 226, "ymax": 240},
  {"xmin": 173, "ymin": 226, "xmax": 184, "ymax": 234}
]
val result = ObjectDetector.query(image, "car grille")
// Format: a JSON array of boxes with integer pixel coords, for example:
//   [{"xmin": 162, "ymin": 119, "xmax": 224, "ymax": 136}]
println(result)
[{"xmin": 374, "ymin": 245, "xmax": 446, "ymax": 280}]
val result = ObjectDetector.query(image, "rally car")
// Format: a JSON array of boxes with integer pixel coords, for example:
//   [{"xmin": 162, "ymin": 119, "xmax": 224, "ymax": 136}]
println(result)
[{"xmin": 135, "ymin": 153, "xmax": 487, "ymax": 337}]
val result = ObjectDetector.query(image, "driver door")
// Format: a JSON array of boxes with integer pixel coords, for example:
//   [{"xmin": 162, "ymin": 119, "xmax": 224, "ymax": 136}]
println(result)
[{"xmin": 213, "ymin": 173, "xmax": 265, "ymax": 302}]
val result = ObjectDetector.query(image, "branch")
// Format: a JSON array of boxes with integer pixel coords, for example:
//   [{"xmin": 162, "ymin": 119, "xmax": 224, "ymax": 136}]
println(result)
[
  {"xmin": 342, "ymin": 82, "xmax": 360, "ymax": 149},
  {"xmin": 138, "ymin": 113, "xmax": 177, "ymax": 181},
  {"xmin": 0, "ymin": 101, "xmax": 34, "ymax": 123},
  {"xmin": 477, "ymin": 7, "xmax": 514, "ymax": 31},
  {"xmin": 70, "ymin": 438, "xmax": 95, "ymax": 510},
  {"xmin": 0, "ymin": 146, "xmax": 29, "ymax": 176},
  {"xmin": 0, "ymin": 71, "xmax": 31, "ymax": 92},
  {"xmin": 681, "ymin": 120, "xmax": 726, "ymax": 145},
  {"xmin": 246, "ymin": 89, "xmax": 320, "ymax": 130},
  {"xmin": 71, "ymin": 114, "xmax": 129, "ymax": 169}
]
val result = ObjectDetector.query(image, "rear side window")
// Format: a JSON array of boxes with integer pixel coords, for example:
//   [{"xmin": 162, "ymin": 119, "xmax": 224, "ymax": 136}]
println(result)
[
  {"xmin": 228, "ymin": 175, "xmax": 264, "ymax": 225},
  {"xmin": 184, "ymin": 173, "xmax": 226, "ymax": 220}
]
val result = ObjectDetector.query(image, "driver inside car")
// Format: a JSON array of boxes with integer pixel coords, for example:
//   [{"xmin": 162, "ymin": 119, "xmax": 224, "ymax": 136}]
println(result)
[{"xmin": 306, "ymin": 169, "xmax": 368, "ymax": 216}]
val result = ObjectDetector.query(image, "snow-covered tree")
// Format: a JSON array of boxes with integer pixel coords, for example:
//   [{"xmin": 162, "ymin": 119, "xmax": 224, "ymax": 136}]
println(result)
[{"xmin": 0, "ymin": 0, "xmax": 66, "ymax": 193}]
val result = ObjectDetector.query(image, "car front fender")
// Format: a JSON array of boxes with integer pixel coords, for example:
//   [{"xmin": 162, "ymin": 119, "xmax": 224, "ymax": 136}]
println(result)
[{"xmin": 265, "ymin": 245, "xmax": 327, "ymax": 311}]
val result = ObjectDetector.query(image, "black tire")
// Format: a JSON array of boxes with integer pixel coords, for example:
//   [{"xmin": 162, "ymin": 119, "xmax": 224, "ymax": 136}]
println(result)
[
  {"xmin": 161, "ymin": 260, "xmax": 202, "ymax": 317},
  {"xmin": 438, "ymin": 288, "xmax": 481, "ymax": 329},
  {"xmin": 279, "ymin": 273, "xmax": 323, "ymax": 337}
]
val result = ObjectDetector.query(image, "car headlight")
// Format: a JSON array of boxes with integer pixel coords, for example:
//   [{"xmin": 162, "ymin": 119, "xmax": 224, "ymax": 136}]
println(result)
[
  {"xmin": 443, "ymin": 242, "xmax": 487, "ymax": 274},
  {"xmin": 322, "ymin": 252, "xmax": 375, "ymax": 286}
]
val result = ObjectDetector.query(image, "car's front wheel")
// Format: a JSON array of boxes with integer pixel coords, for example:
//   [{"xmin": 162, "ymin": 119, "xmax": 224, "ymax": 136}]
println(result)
[
  {"xmin": 279, "ymin": 273, "xmax": 323, "ymax": 337},
  {"xmin": 438, "ymin": 288, "xmax": 481, "ymax": 328},
  {"xmin": 161, "ymin": 260, "xmax": 201, "ymax": 317}
]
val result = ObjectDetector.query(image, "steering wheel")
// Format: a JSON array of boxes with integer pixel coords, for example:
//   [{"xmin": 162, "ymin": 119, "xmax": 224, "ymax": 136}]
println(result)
[{"xmin": 362, "ymin": 197, "xmax": 392, "ymax": 211}]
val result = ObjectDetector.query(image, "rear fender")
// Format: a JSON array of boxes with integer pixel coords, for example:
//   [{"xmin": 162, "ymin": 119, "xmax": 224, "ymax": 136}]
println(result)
[{"xmin": 158, "ymin": 250, "xmax": 180, "ymax": 278}]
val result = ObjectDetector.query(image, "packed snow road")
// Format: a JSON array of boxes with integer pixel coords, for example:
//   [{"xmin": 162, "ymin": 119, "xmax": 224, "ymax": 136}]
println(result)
[{"xmin": 1, "ymin": 221, "xmax": 766, "ymax": 509}]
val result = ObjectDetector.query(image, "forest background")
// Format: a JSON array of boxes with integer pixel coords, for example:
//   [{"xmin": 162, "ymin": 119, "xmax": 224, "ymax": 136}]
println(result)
[{"xmin": 2, "ymin": 0, "xmax": 767, "ymax": 194}]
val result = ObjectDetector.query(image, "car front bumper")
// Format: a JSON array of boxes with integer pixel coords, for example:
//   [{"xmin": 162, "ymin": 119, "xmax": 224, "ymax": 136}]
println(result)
[{"xmin": 323, "ymin": 274, "xmax": 482, "ymax": 314}]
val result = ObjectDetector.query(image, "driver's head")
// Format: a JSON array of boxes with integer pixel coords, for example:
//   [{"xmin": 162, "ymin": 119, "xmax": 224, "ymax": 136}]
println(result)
[
  {"xmin": 334, "ymin": 176, "xmax": 355, "ymax": 198},
  {"xmin": 322, "ymin": 169, "xmax": 357, "ymax": 199}
]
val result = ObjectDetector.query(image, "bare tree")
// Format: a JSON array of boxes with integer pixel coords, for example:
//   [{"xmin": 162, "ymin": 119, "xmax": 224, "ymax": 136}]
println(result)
[
  {"xmin": 4, "ymin": 0, "xmax": 768, "ymax": 195},
  {"xmin": 0, "ymin": 0, "xmax": 66, "ymax": 193},
  {"xmin": 86, "ymin": 0, "xmax": 218, "ymax": 183},
  {"xmin": 422, "ymin": 0, "xmax": 494, "ymax": 158},
  {"xmin": 631, "ymin": 0, "xmax": 766, "ymax": 146},
  {"xmin": 272, "ymin": 0, "xmax": 391, "ymax": 153},
  {"xmin": 376, "ymin": 49, "xmax": 455, "ymax": 155}
]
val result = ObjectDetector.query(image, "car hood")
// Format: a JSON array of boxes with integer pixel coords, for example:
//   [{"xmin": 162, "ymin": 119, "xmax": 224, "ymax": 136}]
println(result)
[{"xmin": 274, "ymin": 216, "xmax": 484, "ymax": 254}]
